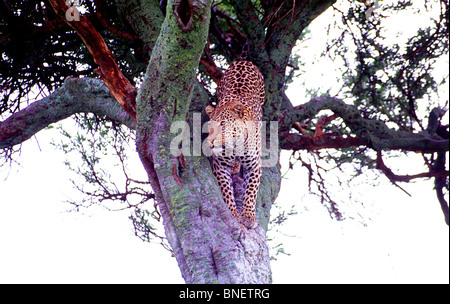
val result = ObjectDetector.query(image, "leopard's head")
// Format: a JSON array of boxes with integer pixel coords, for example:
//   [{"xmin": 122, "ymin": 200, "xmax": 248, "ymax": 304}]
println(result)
[{"xmin": 205, "ymin": 98, "xmax": 253, "ymax": 157}]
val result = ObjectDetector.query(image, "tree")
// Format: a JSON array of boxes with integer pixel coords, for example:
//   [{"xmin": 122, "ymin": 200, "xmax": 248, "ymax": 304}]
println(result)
[{"xmin": 0, "ymin": 0, "xmax": 448, "ymax": 283}]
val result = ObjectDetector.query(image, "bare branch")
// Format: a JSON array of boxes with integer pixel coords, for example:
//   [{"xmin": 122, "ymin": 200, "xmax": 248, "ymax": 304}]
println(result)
[
  {"xmin": 433, "ymin": 152, "xmax": 449, "ymax": 225},
  {"xmin": 0, "ymin": 78, "xmax": 135, "ymax": 150},
  {"xmin": 376, "ymin": 151, "xmax": 449, "ymax": 183},
  {"xmin": 375, "ymin": 150, "xmax": 449, "ymax": 225},
  {"xmin": 280, "ymin": 96, "xmax": 449, "ymax": 154}
]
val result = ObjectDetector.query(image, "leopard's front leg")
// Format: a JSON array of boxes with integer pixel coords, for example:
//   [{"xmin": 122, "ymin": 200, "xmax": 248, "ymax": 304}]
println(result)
[
  {"xmin": 212, "ymin": 157, "xmax": 239, "ymax": 219},
  {"xmin": 240, "ymin": 158, "xmax": 261, "ymax": 229}
]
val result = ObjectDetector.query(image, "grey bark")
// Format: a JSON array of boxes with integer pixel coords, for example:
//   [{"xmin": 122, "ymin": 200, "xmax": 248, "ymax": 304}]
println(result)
[
  {"xmin": 0, "ymin": 78, "xmax": 135, "ymax": 149},
  {"xmin": 134, "ymin": 0, "xmax": 273, "ymax": 283}
]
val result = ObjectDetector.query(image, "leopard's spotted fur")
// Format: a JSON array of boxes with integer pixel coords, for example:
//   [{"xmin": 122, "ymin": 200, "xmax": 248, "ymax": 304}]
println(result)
[{"xmin": 205, "ymin": 60, "xmax": 265, "ymax": 229}]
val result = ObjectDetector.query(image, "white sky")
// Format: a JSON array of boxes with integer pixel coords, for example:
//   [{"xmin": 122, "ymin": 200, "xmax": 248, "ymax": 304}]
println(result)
[
  {"xmin": 0, "ymin": 0, "xmax": 449, "ymax": 283},
  {"xmin": 0, "ymin": 127, "xmax": 448, "ymax": 284}
]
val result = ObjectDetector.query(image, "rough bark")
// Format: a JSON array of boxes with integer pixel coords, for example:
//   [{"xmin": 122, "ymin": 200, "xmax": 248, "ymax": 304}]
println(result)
[
  {"xmin": 279, "ymin": 96, "xmax": 449, "ymax": 153},
  {"xmin": 0, "ymin": 78, "xmax": 135, "ymax": 149},
  {"xmin": 134, "ymin": 0, "xmax": 272, "ymax": 283}
]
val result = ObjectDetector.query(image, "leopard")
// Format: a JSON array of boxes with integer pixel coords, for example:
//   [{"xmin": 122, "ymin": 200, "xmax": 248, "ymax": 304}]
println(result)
[{"xmin": 205, "ymin": 59, "xmax": 265, "ymax": 229}]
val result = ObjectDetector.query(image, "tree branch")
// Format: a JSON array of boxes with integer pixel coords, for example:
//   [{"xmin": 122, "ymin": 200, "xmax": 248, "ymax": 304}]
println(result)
[
  {"xmin": 265, "ymin": 0, "xmax": 336, "ymax": 69},
  {"xmin": 200, "ymin": 42, "xmax": 224, "ymax": 84},
  {"xmin": 114, "ymin": 0, "xmax": 165, "ymax": 55},
  {"xmin": 280, "ymin": 96, "xmax": 449, "ymax": 153},
  {"xmin": 228, "ymin": 0, "xmax": 270, "ymax": 67},
  {"xmin": 377, "ymin": 150, "xmax": 449, "ymax": 225},
  {"xmin": 433, "ymin": 151, "xmax": 449, "ymax": 225},
  {"xmin": 94, "ymin": 0, "xmax": 140, "ymax": 41},
  {"xmin": 281, "ymin": 132, "xmax": 364, "ymax": 151},
  {"xmin": 0, "ymin": 78, "xmax": 135, "ymax": 149},
  {"xmin": 48, "ymin": 0, "xmax": 137, "ymax": 119},
  {"xmin": 376, "ymin": 151, "xmax": 449, "ymax": 183}
]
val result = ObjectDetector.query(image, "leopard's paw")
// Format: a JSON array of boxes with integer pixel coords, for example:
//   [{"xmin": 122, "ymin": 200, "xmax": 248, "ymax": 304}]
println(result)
[{"xmin": 239, "ymin": 213, "xmax": 258, "ymax": 229}]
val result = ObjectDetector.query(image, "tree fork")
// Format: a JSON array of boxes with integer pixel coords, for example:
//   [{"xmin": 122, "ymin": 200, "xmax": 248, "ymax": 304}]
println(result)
[{"xmin": 135, "ymin": 0, "xmax": 272, "ymax": 283}]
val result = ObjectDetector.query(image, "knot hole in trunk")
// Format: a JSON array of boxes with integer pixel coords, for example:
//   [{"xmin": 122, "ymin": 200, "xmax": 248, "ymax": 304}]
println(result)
[{"xmin": 174, "ymin": 0, "xmax": 193, "ymax": 32}]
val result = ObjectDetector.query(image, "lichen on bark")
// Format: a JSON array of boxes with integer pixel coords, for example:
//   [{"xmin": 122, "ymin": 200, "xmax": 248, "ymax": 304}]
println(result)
[{"xmin": 134, "ymin": 0, "xmax": 272, "ymax": 284}]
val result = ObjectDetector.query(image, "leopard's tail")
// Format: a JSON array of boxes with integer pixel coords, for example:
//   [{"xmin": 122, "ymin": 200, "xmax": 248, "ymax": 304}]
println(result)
[{"xmin": 238, "ymin": 42, "xmax": 249, "ymax": 61}]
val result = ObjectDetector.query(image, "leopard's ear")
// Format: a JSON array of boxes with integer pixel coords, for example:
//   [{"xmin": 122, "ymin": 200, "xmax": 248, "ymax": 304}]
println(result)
[{"xmin": 205, "ymin": 105, "xmax": 215, "ymax": 118}]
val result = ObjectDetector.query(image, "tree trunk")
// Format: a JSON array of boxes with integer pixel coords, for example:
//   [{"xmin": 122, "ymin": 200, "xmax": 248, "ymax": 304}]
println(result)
[{"xmin": 134, "ymin": 0, "xmax": 279, "ymax": 283}]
